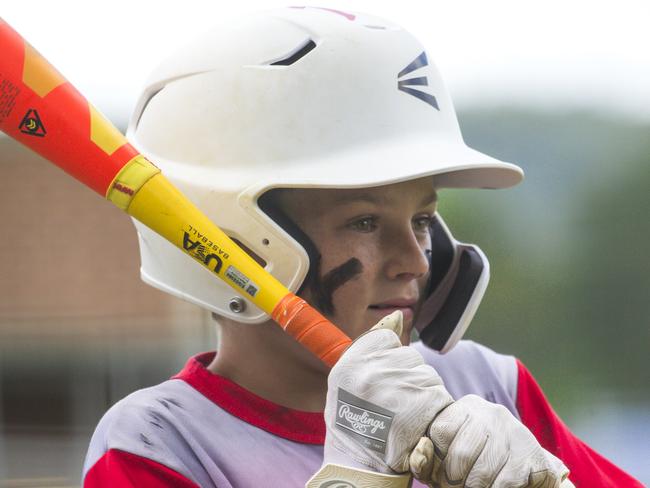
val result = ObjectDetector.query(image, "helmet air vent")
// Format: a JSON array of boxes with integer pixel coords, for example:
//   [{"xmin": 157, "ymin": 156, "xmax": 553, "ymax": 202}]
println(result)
[{"xmin": 270, "ymin": 39, "xmax": 317, "ymax": 66}]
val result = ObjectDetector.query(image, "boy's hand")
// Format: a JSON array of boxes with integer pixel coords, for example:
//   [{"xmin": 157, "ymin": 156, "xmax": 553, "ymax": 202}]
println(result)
[
  {"xmin": 410, "ymin": 395, "xmax": 570, "ymax": 487},
  {"xmin": 322, "ymin": 311, "xmax": 454, "ymax": 474},
  {"xmin": 308, "ymin": 310, "xmax": 570, "ymax": 488}
]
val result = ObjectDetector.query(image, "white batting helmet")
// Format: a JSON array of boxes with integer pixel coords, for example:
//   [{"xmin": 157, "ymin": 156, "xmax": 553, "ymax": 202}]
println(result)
[{"xmin": 127, "ymin": 7, "xmax": 523, "ymax": 352}]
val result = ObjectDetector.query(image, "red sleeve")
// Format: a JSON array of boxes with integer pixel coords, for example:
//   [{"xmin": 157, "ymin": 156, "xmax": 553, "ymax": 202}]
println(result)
[
  {"xmin": 516, "ymin": 359, "xmax": 643, "ymax": 488},
  {"xmin": 84, "ymin": 449, "xmax": 200, "ymax": 488}
]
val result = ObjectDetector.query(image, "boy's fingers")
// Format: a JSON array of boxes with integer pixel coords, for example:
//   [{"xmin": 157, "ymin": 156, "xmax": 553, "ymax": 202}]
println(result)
[
  {"xmin": 369, "ymin": 310, "xmax": 404, "ymax": 336},
  {"xmin": 409, "ymin": 436, "xmax": 435, "ymax": 480}
]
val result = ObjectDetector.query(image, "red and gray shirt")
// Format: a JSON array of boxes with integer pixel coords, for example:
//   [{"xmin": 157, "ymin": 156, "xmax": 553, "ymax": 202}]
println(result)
[{"xmin": 83, "ymin": 341, "xmax": 642, "ymax": 487}]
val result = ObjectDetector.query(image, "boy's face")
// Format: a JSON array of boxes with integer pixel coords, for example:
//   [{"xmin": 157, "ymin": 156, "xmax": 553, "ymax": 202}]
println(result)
[{"xmin": 276, "ymin": 178, "xmax": 436, "ymax": 343}]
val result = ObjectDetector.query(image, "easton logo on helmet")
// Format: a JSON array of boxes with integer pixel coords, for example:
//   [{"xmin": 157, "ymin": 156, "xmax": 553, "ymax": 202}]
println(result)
[{"xmin": 397, "ymin": 52, "xmax": 439, "ymax": 110}]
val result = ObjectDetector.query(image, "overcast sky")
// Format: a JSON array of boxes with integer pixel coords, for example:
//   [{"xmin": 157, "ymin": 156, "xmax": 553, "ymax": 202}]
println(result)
[{"xmin": 3, "ymin": 1, "xmax": 650, "ymax": 125}]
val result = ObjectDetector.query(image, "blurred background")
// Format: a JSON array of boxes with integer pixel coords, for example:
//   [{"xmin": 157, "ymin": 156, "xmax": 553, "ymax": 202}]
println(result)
[{"xmin": 1, "ymin": 1, "xmax": 648, "ymax": 486}]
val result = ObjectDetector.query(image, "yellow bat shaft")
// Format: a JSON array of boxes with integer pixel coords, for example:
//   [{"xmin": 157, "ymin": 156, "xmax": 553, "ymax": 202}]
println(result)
[
  {"xmin": 108, "ymin": 156, "xmax": 351, "ymax": 367},
  {"xmin": 110, "ymin": 157, "xmax": 288, "ymax": 312}
]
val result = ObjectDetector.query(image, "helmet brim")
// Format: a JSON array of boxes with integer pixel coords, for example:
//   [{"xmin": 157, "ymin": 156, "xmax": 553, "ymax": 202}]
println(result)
[{"xmin": 258, "ymin": 135, "xmax": 523, "ymax": 192}]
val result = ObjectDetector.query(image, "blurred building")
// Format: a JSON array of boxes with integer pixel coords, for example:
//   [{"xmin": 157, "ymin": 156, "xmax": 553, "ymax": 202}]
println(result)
[{"xmin": 0, "ymin": 135, "xmax": 215, "ymax": 486}]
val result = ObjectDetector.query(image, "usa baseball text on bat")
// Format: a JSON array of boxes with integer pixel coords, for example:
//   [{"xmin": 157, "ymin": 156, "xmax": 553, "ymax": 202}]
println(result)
[{"xmin": 0, "ymin": 18, "xmax": 350, "ymax": 367}]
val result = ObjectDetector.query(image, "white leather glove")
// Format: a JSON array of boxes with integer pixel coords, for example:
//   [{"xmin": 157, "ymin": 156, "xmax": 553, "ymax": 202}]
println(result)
[
  {"xmin": 308, "ymin": 310, "xmax": 572, "ymax": 488},
  {"xmin": 321, "ymin": 311, "xmax": 454, "ymax": 473},
  {"xmin": 409, "ymin": 394, "xmax": 571, "ymax": 487}
]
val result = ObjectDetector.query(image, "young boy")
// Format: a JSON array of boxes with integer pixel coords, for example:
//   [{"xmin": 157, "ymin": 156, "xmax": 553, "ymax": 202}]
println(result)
[{"xmin": 83, "ymin": 7, "xmax": 642, "ymax": 487}]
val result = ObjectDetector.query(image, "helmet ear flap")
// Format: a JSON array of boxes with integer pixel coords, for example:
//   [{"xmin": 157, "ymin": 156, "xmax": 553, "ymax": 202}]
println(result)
[
  {"xmin": 414, "ymin": 216, "xmax": 490, "ymax": 352},
  {"xmin": 426, "ymin": 215, "xmax": 455, "ymax": 293},
  {"xmin": 257, "ymin": 190, "xmax": 321, "ymax": 295}
]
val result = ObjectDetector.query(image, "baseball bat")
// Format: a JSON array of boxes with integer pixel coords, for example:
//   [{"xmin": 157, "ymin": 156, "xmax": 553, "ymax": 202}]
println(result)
[{"xmin": 0, "ymin": 18, "xmax": 351, "ymax": 368}]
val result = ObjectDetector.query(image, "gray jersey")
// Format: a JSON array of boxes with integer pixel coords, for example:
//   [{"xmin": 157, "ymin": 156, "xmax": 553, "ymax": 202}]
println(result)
[{"xmin": 83, "ymin": 340, "xmax": 518, "ymax": 487}]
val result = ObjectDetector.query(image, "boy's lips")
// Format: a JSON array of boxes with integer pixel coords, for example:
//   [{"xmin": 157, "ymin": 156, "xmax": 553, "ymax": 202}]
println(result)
[{"xmin": 368, "ymin": 298, "xmax": 418, "ymax": 321}]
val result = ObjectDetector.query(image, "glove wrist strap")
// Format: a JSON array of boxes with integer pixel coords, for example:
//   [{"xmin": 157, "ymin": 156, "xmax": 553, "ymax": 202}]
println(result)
[{"xmin": 306, "ymin": 463, "xmax": 412, "ymax": 488}]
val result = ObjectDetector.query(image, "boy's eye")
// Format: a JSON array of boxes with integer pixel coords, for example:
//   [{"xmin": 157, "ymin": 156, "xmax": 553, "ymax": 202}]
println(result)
[
  {"xmin": 349, "ymin": 216, "xmax": 378, "ymax": 232},
  {"xmin": 412, "ymin": 215, "xmax": 433, "ymax": 233}
]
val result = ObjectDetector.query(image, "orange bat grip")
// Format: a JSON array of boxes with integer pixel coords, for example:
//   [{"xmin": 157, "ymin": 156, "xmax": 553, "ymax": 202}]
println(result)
[{"xmin": 272, "ymin": 294, "xmax": 352, "ymax": 368}]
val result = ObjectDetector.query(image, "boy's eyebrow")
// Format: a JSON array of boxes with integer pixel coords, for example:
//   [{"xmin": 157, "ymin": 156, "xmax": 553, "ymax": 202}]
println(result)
[
  {"xmin": 419, "ymin": 191, "xmax": 438, "ymax": 207},
  {"xmin": 331, "ymin": 191, "xmax": 438, "ymax": 207},
  {"xmin": 331, "ymin": 193, "xmax": 385, "ymax": 206}
]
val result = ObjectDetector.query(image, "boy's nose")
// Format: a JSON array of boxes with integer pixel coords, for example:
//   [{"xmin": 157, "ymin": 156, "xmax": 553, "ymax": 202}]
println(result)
[{"xmin": 384, "ymin": 228, "xmax": 430, "ymax": 280}]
